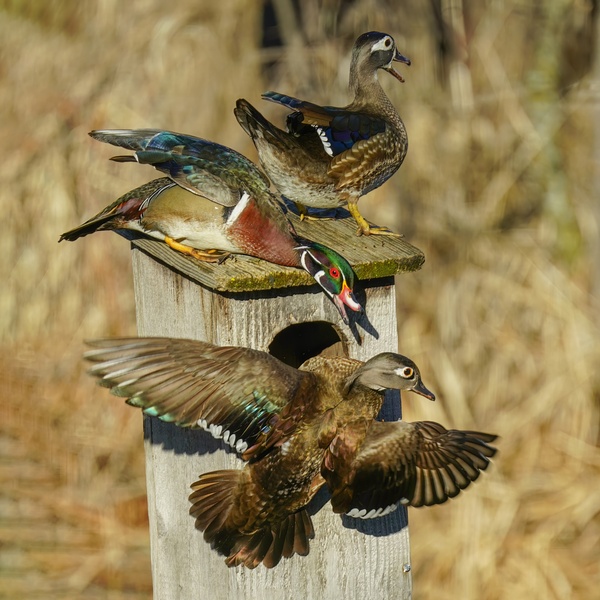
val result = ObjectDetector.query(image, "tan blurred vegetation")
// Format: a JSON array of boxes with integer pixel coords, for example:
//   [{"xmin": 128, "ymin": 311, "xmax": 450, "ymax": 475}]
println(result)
[{"xmin": 1, "ymin": 0, "xmax": 599, "ymax": 598}]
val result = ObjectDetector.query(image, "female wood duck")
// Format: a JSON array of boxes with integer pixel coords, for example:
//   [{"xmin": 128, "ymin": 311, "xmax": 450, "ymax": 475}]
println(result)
[
  {"xmin": 59, "ymin": 130, "xmax": 362, "ymax": 324},
  {"xmin": 234, "ymin": 31, "xmax": 411, "ymax": 236},
  {"xmin": 85, "ymin": 337, "xmax": 498, "ymax": 569}
]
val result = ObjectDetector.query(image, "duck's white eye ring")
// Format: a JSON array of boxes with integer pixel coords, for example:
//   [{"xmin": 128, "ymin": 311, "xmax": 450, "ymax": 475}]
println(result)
[
  {"xmin": 372, "ymin": 36, "xmax": 394, "ymax": 53},
  {"xmin": 394, "ymin": 366, "xmax": 414, "ymax": 378}
]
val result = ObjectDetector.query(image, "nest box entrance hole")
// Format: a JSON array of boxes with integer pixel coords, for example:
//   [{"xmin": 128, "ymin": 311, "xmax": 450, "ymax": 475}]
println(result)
[{"xmin": 268, "ymin": 321, "xmax": 348, "ymax": 368}]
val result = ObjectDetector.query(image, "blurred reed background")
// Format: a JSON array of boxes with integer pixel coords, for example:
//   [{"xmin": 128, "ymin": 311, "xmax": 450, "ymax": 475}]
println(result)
[{"xmin": 1, "ymin": 1, "xmax": 598, "ymax": 598}]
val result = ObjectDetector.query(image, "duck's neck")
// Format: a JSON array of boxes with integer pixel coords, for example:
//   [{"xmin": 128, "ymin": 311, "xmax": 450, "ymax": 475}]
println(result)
[
  {"xmin": 350, "ymin": 62, "xmax": 382, "ymax": 102},
  {"xmin": 343, "ymin": 379, "xmax": 386, "ymax": 419},
  {"xmin": 349, "ymin": 64, "xmax": 401, "ymax": 124}
]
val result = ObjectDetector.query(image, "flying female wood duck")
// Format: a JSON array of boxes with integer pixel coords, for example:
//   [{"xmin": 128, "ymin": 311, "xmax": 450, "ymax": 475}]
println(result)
[
  {"xmin": 234, "ymin": 31, "xmax": 411, "ymax": 236},
  {"xmin": 59, "ymin": 130, "xmax": 362, "ymax": 324},
  {"xmin": 85, "ymin": 337, "xmax": 498, "ymax": 569}
]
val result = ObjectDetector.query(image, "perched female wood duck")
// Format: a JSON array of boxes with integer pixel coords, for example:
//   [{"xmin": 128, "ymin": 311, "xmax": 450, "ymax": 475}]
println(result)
[
  {"xmin": 59, "ymin": 130, "xmax": 362, "ymax": 324},
  {"xmin": 85, "ymin": 337, "xmax": 498, "ymax": 569},
  {"xmin": 234, "ymin": 31, "xmax": 411, "ymax": 236}
]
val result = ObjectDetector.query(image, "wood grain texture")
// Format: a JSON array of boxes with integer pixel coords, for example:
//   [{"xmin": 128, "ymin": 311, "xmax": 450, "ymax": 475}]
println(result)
[
  {"xmin": 131, "ymin": 245, "xmax": 413, "ymax": 600},
  {"xmin": 131, "ymin": 209, "xmax": 424, "ymax": 292}
]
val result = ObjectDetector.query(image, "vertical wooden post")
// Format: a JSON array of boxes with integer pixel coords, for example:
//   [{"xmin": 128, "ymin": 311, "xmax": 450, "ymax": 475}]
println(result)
[
  {"xmin": 130, "ymin": 217, "xmax": 424, "ymax": 600},
  {"xmin": 593, "ymin": 3, "xmax": 600, "ymax": 297}
]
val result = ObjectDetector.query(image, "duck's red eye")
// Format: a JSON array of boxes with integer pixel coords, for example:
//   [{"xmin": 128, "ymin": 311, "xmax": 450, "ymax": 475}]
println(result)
[{"xmin": 329, "ymin": 267, "xmax": 340, "ymax": 278}]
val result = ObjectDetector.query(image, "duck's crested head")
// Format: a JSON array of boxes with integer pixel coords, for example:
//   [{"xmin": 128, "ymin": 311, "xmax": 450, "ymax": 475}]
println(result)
[
  {"xmin": 352, "ymin": 31, "xmax": 411, "ymax": 83},
  {"xmin": 296, "ymin": 241, "xmax": 363, "ymax": 325},
  {"xmin": 345, "ymin": 352, "xmax": 435, "ymax": 399}
]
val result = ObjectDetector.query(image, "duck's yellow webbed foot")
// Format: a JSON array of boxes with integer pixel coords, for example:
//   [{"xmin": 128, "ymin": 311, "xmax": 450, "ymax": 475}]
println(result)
[
  {"xmin": 347, "ymin": 203, "xmax": 402, "ymax": 237},
  {"xmin": 164, "ymin": 236, "xmax": 231, "ymax": 263}
]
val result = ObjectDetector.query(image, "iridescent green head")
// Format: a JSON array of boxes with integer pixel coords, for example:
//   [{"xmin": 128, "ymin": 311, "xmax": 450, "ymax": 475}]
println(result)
[{"xmin": 296, "ymin": 242, "xmax": 363, "ymax": 325}]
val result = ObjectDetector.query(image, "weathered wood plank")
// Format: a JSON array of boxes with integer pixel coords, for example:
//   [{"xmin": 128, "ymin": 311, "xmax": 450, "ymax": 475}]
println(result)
[
  {"xmin": 131, "ymin": 210, "xmax": 424, "ymax": 292},
  {"xmin": 131, "ymin": 240, "xmax": 413, "ymax": 600}
]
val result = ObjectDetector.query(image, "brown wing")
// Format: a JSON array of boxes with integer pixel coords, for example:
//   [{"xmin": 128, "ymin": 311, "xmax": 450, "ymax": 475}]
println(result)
[
  {"xmin": 85, "ymin": 337, "xmax": 317, "ymax": 458},
  {"xmin": 327, "ymin": 134, "xmax": 396, "ymax": 191},
  {"xmin": 329, "ymin": 420, "xmax": 498, "ymax": 516},
  {"xmin": 284, "ymin": 103, "xmax": 393, "ymax": 188},
  {"xmin": 262, "ymin": 92, "xmax": 391, "ymax": 178}
]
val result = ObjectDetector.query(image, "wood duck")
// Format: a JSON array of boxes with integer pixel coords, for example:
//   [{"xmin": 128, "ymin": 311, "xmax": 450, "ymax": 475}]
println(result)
[
  {"xmin": 234, "ymin": 31, "xmax": 410, "ymax": 236},
  {"xmin": 59, "ymin": 130, "xmax": 362, "ymax": 324},
  {"xmin": 86, "ymin": 337, "xmax": 498, "ymax": 569}
]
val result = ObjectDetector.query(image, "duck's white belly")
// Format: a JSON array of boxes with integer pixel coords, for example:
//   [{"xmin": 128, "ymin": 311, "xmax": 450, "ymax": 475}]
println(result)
[{"xmin": 171, "ymin": 221, "xmax": 240, "ymax": 253}]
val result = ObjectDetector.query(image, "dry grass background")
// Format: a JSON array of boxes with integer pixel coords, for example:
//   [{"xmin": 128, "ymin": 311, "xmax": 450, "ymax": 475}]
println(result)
[{"xmin": 1, "ymin": 1, "xmax": 599, "ymax": 598}]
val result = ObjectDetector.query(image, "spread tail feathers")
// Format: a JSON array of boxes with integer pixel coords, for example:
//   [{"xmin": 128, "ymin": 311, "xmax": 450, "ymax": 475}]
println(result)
[{"xmin": 189, "ymin": 469, "xmax": 314, "ymax": 568}]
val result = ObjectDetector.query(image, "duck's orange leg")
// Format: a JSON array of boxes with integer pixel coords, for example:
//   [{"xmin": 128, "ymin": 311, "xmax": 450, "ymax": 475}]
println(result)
[{"xmin": 164, "ymin": 236, "xmax": 231, "ymax": 263}]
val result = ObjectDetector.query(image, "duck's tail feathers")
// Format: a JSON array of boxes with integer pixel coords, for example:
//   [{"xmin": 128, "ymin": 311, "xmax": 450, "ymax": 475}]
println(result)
[
  {"xmin": 234, "ymin": 98, "xmax": 296, "ymax": 151},
  {"xmin": 189, "ymin": 469, "xmax": 314, "ymax": 569},
  {"xmin": 58, "ymin": 178, "xmax": 171, "ymax": 243},
  {"xmin": 58, "ymin": 212, "xmax": 116, "ymax": 242}
]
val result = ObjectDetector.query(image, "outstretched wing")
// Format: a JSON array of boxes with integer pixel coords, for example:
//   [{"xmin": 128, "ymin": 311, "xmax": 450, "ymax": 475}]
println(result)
[
  {"xmin": 262, "ymin": 92, "xmax": 387, "ymax": 162},
  {"xmin": 85, "ymin": 337, "xmax": 317, "ymax": 459},
  {"xmin": 90, "ymin": 129, "xmax": 271, "ymax": 206},
  {"xmin": 328, "ymin": 420, "xmax": 498, "ymax": 517}
]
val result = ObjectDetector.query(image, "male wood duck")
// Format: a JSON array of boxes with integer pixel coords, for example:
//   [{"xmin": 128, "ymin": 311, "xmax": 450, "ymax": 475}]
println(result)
[
  {"xmin": 59, "ymin": 130, "xmax": 362, "ymax": 324},
  {"xmin": 86, "ymin": 337, "xmax": 498, "ymax": 569},
  {"xmin": 234, "ymin": 31, "xmax": 410, "ymax": 236}
]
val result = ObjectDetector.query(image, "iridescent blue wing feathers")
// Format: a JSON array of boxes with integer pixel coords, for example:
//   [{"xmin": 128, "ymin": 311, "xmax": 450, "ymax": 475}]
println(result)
[
  {"xmin": 262, "ymin": 92, "xmax": 387, "ymax": 158},
  {"xmin": 90, "ymin": 129, "xmax": 271, "ymax": 206}
]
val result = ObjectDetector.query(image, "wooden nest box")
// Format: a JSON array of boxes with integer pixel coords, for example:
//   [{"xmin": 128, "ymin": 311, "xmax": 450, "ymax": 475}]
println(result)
[{"xmin": 130, "ymin": 214, "xmax": 424, "ymax": 600}]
